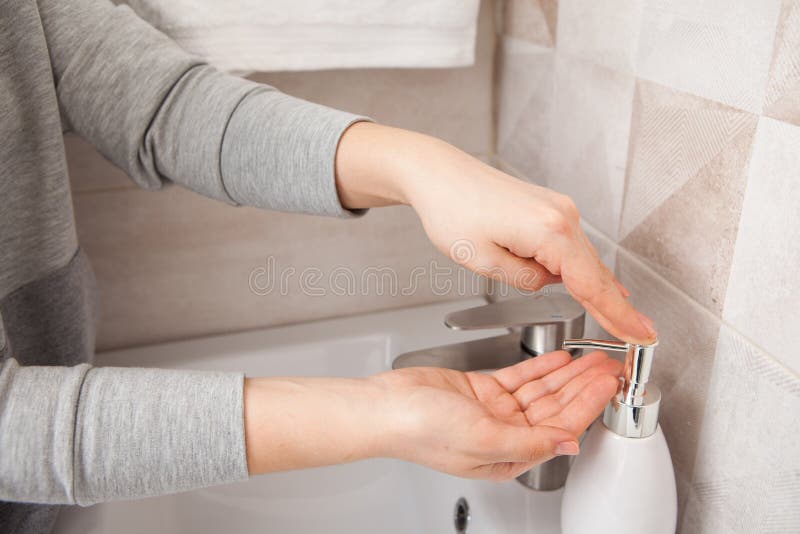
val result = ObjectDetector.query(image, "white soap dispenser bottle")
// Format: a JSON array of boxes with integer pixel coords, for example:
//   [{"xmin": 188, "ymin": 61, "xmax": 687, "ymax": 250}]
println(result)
[{"xmin": 559, "ymin": 339, "xmax": 677, "ymax": 534}]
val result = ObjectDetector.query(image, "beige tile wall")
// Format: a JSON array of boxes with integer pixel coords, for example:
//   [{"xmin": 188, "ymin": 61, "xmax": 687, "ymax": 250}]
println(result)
[
  {"xmin": 69, "ymin": 1, "xmax": 495, "ymax": 351},
  {"xmin": 497, "ymin": 1, "xmax": 800, "ymax": 531},
  {"xmin": 620, "ymin": 80, "xmax": 757, "ymax": 314}
]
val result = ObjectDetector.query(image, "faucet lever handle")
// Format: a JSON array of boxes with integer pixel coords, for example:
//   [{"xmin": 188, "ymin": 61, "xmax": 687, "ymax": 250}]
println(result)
[
  {"xmin": 444, "ymin": 293, "xmax": 584, "ymax": 330},
  {"xmin": 446, "ymin": 293, "xmax": 586, "ymax": 356}
]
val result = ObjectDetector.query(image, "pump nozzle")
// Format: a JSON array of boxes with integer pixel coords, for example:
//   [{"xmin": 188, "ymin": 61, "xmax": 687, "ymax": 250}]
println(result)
[{"xmin": 562, "ymin": 338, "xmax": 661, "ymax": 438}]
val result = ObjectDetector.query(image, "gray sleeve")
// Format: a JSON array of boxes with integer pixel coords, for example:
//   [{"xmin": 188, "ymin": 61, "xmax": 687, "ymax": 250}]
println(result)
[
  {"xmin": 40, "ymin": 0, "xmax": 369, "ymax": 217},
  {"xmin": 0, "ymin": 358, "xmax": 247, "ymax": 506}
]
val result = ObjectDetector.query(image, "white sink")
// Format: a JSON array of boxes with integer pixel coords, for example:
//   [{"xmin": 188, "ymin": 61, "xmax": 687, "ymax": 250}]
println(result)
[{"xmin": 54, "ymin": 298, "xmax": 563, "ymax": 534}]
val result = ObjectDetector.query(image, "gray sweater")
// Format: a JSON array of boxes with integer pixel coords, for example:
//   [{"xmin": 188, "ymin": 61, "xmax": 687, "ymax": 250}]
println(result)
[{"xmin": 0, "ymin": 1, "xmax": 366, "ymax": 531}]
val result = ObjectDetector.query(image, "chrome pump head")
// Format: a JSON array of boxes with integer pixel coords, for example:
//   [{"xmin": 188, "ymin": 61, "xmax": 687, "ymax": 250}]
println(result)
[{"xmin": 562, "ymin": 338, "xmax": 660, "ymax": 438}]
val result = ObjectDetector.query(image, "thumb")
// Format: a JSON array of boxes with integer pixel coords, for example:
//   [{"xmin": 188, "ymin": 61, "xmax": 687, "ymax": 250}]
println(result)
[{"xmin": 496, "ymin": 423, "xmax": 579, "ymax": 464}]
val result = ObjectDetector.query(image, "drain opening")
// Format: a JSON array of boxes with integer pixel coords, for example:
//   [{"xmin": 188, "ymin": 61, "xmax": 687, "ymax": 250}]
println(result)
[{"xmin": 454, "ymin": 497, "xmax": 470, "ymax": 533}]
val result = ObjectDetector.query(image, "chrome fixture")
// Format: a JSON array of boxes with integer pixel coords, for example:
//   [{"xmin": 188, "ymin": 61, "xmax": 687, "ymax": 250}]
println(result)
[
  {"xmin": 453, "ymin": 497, "xmax": 470, "ymax": 533},
  {"xmin": 393, "ymin": 292, "xmax": 585, "ymax": 490},
  {"xmin": 443, "ymin": 293, "xmax": 585, "ymax": 356},
  {"xmin": 562, "ymin": 338, "xmax": 660, "ymax": 438}
]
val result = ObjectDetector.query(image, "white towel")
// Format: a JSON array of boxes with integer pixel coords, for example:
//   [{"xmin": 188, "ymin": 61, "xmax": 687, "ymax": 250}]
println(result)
[{"xmin": 124, "ymin": 0, "xmax": 481, "ymax": 72}]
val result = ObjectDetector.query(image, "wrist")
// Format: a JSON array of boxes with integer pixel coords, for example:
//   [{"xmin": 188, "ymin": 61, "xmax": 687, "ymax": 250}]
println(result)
[
  {"xmin": 335, "ymin": 122, "xmax": 455, "ymax": 210},
  {"xmin": 362, "ymin": 373, "xmax": 419, "ymax": 462},
  {"xmin": 377, "ymin": 126, "xmax": 484, "ymax": 215}
]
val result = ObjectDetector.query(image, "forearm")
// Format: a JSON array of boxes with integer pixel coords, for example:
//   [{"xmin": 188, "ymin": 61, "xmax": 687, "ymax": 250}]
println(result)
[
  {"xmin": 243, "ymin": 355, "xmax": 612, "ymax": 483},
  {"xmin": 44, "ymin": 0, "xmax": 367, "ymax": 217},
  {"xmin": 243, "ymin": 376, "xmax": 392, "ymax": 474}
]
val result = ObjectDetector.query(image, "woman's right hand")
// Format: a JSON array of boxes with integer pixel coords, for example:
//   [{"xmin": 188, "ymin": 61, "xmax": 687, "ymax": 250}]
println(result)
[{"xmin": 335, "ymin": 122, "xmax": 657, "ymax": 345}]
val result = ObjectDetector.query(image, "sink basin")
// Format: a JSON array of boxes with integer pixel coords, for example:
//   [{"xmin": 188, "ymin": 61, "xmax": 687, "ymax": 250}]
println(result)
[{"xmin": 54, "ymin": 299, "xmax": 563, "ymax": 534}]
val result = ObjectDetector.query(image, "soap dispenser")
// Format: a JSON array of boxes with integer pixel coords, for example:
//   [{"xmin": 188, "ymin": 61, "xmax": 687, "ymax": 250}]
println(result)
[{"xmin": 559, "ymin": 339, "xmax": 677, "ymax": 534}]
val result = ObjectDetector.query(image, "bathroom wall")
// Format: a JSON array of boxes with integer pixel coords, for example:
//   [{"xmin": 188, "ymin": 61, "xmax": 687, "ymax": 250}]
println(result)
[
  {"xmin": 68, "ymin": 1, "xmax": 495, "ymax": 350},
  {"xmin": 497, "ymin": 1, "xmax": 800, "ymax": 531}
]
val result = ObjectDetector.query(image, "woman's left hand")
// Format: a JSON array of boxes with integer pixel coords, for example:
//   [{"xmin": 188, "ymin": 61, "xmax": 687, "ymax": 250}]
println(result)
[
  {"xmin": 244, "ymin": 350, "xmax": 621, "ymax": 479},
  {"xmin": 371, "ymin": 350, "xmax": 621, "ymax": 480}
]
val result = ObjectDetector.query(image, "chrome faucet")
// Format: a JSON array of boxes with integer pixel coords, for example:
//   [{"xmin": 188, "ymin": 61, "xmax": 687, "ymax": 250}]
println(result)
[{"xmin": 392, "ymin": 292, "xmax": 586, "ymax": 490}]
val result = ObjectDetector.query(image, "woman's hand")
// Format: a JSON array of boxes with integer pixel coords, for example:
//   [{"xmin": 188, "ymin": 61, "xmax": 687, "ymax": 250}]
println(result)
[
  {"xmin": 335, "ymin": 122, "xmax": 656, "ymax": 344},
  {"xmin": 244, "ymin": 351, "xmax": 621, "ymax": 480},
  {"xmin": 371, "ymin": 350, "xmax": 620, "ymax": 480}
]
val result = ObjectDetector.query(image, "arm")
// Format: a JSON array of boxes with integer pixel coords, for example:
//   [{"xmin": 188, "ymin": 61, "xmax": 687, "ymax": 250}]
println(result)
[
  {"xmin": 244, "ymin": 351, "xmax": 621, "ymax": 479},
  {"xmin": 42, "ymin": 0, "xmax": 367, "ymax": 217},
  {"xmin": 3, "ymin": 0, "xmax": 367, "ymax": 506},
  {"xmin": 0, "ymin": 358, "xmax": 246, "ymax": 505},
  {"xmin": 41, "ymin": 0, "xmax": 654, "ymax": 340}
]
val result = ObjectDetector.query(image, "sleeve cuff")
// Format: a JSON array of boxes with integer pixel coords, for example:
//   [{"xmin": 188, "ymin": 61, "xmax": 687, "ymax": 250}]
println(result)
[
  {"xmin": 0, "ymin": 360, "xmax": 90, "ymax": 504},
  {"xmin": 221, "ymin": 88, "xmax": 373, "ymax": 218},
  {"xmin": 73, "ymin": 366, "xmax": 248, "ymax": 505},
  {"xmin": 0, "ymin": 360, "xmax": 248, "ymax": 506}
]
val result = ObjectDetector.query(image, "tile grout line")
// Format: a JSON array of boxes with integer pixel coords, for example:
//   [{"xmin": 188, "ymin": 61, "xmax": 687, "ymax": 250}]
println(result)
[{"xmin": 496, "ymin": 156, "xmax": 800, "ymax": 381}]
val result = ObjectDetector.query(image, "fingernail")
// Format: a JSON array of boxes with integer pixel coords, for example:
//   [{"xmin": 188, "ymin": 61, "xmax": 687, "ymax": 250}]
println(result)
[
  {"xmin": 637, "ymin": 312, "xmax": 657, "ymax": 339},
  {"xmin": 555, "ymin": 441, "xmax": 580, "ymax": 456}
]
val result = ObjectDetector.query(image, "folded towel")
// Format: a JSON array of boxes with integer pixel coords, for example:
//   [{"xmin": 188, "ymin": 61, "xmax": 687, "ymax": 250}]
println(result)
[{"xmin": 124, "ymin": 0, "xmax": 481, "ymax": 72}]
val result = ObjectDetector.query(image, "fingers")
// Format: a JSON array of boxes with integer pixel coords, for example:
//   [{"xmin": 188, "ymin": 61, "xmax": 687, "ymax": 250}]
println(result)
[
  {"xmin": 513, "ymin": 351, "xmax": 609, "ymax": 406},
  {"xmin": 468, "ymin": 355, "xmax": 619, "ymax": 478},
  {"xmin": 492, "ymin": 350, "xmax": 572, "ymax": 392},
  {"xmin": 561, "ymin": 241, "xmax": 656, "ymax": 344},
  {"xmin": 493, "ymin": 422, "xmax": 579, "ymax": 464},
  {"xmin": 480, "ymin": 245, "xmax": 562, "ymax": 291},
  {"xmin": 536, "ymin": 373, "xmax": 619, "ymax": 435},
  {"xmin": 484, "ymin": 461, "xmax": 532, "ymax": 481},
  {"xmin": 581, "ymin": 298, "xmax": 656, "ymax": 347},
  {"xmin": 524, "ymin": 357, "xmax": 622, "ymax": 426}
]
